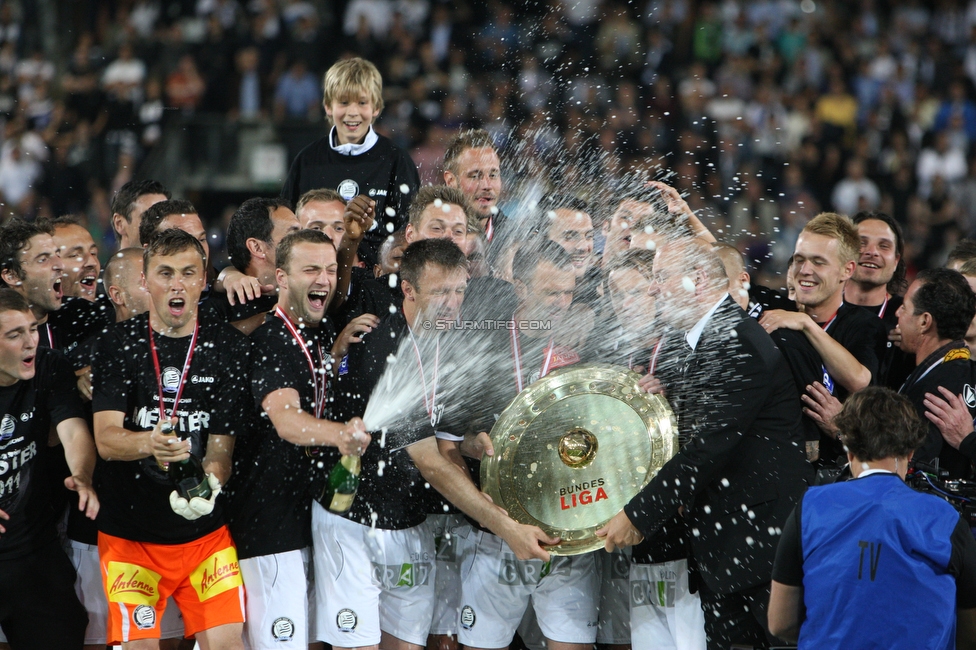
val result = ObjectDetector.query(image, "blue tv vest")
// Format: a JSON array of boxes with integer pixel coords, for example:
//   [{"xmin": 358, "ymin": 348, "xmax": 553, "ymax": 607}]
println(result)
[{"xmin": 798, "ymin": 473, "xmax": 960, "ymax": 649}]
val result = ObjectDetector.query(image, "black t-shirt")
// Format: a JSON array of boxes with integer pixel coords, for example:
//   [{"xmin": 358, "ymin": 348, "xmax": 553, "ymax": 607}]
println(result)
[
  {"xmin": 91, "ymin": 313, "xmax": 251, "ymax": 544},
  {"xmin": 228, "ymin": 313, "xmax": 336, "ymax": 559},
  {"xmin": 899, "ymin": 341, "xmax": 976, "ymax": 479},
  {"xmin": 0, "ymin": 348, "xmax": 85, "ymax": 559},
  {"xmin": 330, "ymin": 309, "xmax": 436, "ymax": 530},
  {"xmin": 48, "ymin": 295, "xmax": 115, "ymax": 370},
  {"xmin": 280, "ymin": 132, "xmax": 420, "ymax": 269},
  {"xmin": 199, "ymin": 290, "xmax": 278, "ymax": 325},
  {"xmin": 747, "ymin": 284, "xmax": 796, "ymax": 319},
  {"xmin": 815, "ymin": 302, "xmax": 887, "ymax": 461},
  {"xmin": 461, "ymin": 327, "xmax": 582, "ymax": 531},
  {"xmin": 461, "ymin": 275, "xmax": 519, "ymax": 324},
  {"xmin": 333, "ymin": 269, "xmax": 403, "ymax": 330},
  {"xmin": 857, "ymin": 295, "xmax": 916, "ymax": 390}
]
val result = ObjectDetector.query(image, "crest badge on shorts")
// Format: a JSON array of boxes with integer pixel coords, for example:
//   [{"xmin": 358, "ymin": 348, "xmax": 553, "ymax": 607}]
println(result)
[
  {"xmin": 337, "ymin": 179, "xmax": 359, "ymax": 201},
  {"xmin": 272, "ymin": 617, "xmax": 295, "ymax": 641},
  {"xmin": 133, "ymin": 605, "xmax": 156, "ymax": 630},
  {"xmin": 460, "ymin": 605, "xmax": 476, "ymax": 630},
  {"xmin": 337, "ymin": 608, "xmax": 358, "ymax": 632}
]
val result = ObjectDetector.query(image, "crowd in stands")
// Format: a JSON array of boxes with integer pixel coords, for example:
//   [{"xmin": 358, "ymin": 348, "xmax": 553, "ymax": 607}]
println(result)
[{"xmin": 5, "ymin": 0, "xmax": 976, "ymax": 282}]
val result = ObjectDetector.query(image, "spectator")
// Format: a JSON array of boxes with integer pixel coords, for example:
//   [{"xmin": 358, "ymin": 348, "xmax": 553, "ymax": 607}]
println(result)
[
  {"xmin": 165, "ymin": 54, "xmax": 206, "ymax": 113},
  {"xmin": 832, "ymin": 158, "xmax": 881, "ymax": 215},
  {"xmin": 274, "ymin": 59, "xmax": 320, "ymax": 121}
]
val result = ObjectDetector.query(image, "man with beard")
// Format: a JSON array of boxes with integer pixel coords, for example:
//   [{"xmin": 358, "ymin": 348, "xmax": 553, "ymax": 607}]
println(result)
[
  {"xmin": 229, "ymin": 229, "xmax": 369, "ymax": 649},
  {"xmin": 0, "ymin": 219, "xmax": 65, "ymax": 349},
  {"xmin": 598, "ymin": 237, "xmax": 812, "ymax": 649},
  {"xmin": 844, "ymin": 212, "xmax": 914, "ymax": 389},
  {"xmin": 319, "ymin": 238, "xmax": 555, "ymax": 650},
  {"xmin": 457, "ymin": 240, "xmax": 599, "ymax": 650},
  {"xmin": 893, "ymin": 268, "xmax": 976, "ymax": 479},
  {"xmin": 442, "ymin": 129, "xmax": 512, "ymax": 261},
  {"xmin": 92, "ymin": 229, "xmax": 250, "ymax": 648}
]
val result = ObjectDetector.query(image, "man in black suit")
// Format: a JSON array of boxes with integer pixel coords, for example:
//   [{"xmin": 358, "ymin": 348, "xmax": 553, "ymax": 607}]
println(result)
[{"xmin": 598, "ymin": 237, "xmax": 814, "ymax": 649}]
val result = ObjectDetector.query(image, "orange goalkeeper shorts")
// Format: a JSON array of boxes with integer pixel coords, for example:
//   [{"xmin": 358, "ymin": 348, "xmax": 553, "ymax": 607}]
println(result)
[{"xmin": 98, "ymin": 525, "xmax": 245, "ymax": 644}]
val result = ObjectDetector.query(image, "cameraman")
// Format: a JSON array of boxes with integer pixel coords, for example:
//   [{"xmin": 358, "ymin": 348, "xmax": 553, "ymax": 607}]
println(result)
[{"xmin": 768, "ymin": 387, "xmax": 976, "ymax": 648}]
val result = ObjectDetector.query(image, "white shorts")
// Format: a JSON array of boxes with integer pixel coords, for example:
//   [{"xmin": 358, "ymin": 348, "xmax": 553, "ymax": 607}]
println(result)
[
  {"xmin": 429, "ymin": 513, "xmax": 467, "ymax": 636},
  {"xmin": 311, "ymin": 502, "xmax": 435, "ymax": 647},
  {"xmin": 630, "ymin": 560, "xmax": 706, "ymax": 650},
  {"xmin": 64, "ymin": 540, "xmax": 184, "ymax": 644},
  {"xmin": 456, "ymin": 528, "xmax": 599, "ymax": 648},
  {"xmin": 240, "ymin": 548, "xmax": 311, "ymax": 649},
  {"xmin": 597, "ymin": 547, "xmax": 632, "ymax": 645}
]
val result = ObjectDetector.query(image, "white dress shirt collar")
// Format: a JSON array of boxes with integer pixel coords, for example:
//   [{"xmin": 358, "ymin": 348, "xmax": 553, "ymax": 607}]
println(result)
[{"xmin": 685, "ymin": 295, "xmax": 728, "ymax": 351}]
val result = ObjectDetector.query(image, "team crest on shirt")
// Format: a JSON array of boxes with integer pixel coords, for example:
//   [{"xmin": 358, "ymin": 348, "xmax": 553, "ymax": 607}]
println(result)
[
  {"xmin": 0, "ymin": 415, "xmax": 14, "ymax": 441},
  {"xmin": 460, "ymin": 605, "xmax": 476, "ymax": 630},
  {"xmin": 337, "ymin": 179, "xmax": 359, "ymax": 201},
  {"xmin": 336, "ymin": 608, "xmax": 358, "ymax": 632},
  {"xmin": 133, "ymin": 605, "xmax": 156, "ymax": 630},
  {"xmin": 966, "ymin": 385, "xmax": 976, "ymax": 409},
  {"xmin": 161, "ymin": 367, "xmax": 182, "ymax": 393},
  {"xmin": 272, "ymin": 617, "xmax": 295, "ymax": 641}
]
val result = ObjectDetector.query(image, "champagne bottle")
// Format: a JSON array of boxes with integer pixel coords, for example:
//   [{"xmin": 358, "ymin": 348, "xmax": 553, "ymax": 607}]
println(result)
[
  {"xmin": 323, "ymin": 455, "xmax": 361, "ymax": 513},
  {"xmin": 162, "ymin": 422, "xmax": 212, "ymax": 500}
]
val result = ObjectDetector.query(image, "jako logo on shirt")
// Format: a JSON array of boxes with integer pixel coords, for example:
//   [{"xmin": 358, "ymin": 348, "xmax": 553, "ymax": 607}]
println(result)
[
  {"xmin": 161, "ymin": 367, "xmax": 181, "ymax": 393},
  {"xmin": 190, "ymin": 375, "xmax": 214, "ymax": 384}
]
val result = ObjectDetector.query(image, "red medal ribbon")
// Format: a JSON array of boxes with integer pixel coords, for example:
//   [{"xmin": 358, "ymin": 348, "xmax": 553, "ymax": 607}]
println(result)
[
  {"xmin": 275, "ymin": 307, "xmax": 328, "ymax": 418},
  {"xmin": 149, "ymin": 319, "xmax": 199, "ymax": 425},
  {"xmin": 510, "ymin": 322, "xmax": 554, "ymax": 393},
  {"xmin": 629, "ymin": 339, "xmax": 663, "ymax": 374},
  {"xmin": 407, "ymin": 328, "xmax": 440, "ymax": 418}
]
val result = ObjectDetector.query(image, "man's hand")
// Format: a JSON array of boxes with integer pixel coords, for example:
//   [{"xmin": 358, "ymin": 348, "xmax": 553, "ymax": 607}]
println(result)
[
  {"xmin": 0, "ymin": 508, "xmax": 9, "ymax": 537},
  {"xmin": 759, "ymin": 309, "xmax": 811, "ymax": 334},
  {"xmin": 638, "ymin": 374, "xmax": 667, "ymax": 396},
  {"xmin": 169, "ymin": 474, "xmax": 221, "ymax": 520},
  {"xmin": 75, "ymin": 366, "xmax": 92, "ymax": 401},
  {"xmin": 498, "ymin": 519, "xmax": 560, "ymax": 561},
  {"xmin": 338, "ymin": 417, "xmax": 370, "ymax": 456},
  {"xmin": 801, "ymin": 382, "xmax": 842, "ymax": 437},
  {"xmin": 596, "ymin": 510, "xmax": 644, "ymax": 552},
  {"xmin": 150, "ymin": 418, "xmax": 191, "ymax": 466},
  {"xmin": 221, "ymin": 268, "xmax": 275, "ymax": 307},
  {"xmin": 65, "ymin": 475, "xmax": 99, "ymax": 519},
  {"xmin": 889, "ymin": 326, "xmax": 903, "ymax": 349},
  {"xmin": 332, "ymin": 314, "xmax": 379, "ymax": 360},
  {"xmin": 460, "ymin": 431, "xmax": 494, "ymax": 459},
  {"xmin": 924, "ymin": 386, "xmax": 976, "ymax": 450},
  {"xmin": 344, "ymin": 195, "xmax": 375, "ymax": 244},
  {"xmin": 646, "ymin": 180, "xmax": 693, "ymax": 218}
]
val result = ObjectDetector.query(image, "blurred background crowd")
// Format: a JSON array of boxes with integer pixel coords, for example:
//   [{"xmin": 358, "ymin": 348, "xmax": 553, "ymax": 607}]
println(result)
[{"xmin": 5, "ymin": 0, "xmax": 976, "ymax": 285}]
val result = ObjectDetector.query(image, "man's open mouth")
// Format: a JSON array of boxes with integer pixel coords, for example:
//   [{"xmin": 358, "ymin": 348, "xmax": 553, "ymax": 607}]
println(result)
[{"xmin": 308, "ymin": 290, "xmax": 328, "ymax": 310}]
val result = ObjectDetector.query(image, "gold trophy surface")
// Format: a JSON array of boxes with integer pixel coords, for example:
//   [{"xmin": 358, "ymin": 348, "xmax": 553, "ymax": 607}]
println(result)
[{"xmin": 481, "ymin": 363, "xmax": 678, "ymax": 555}]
